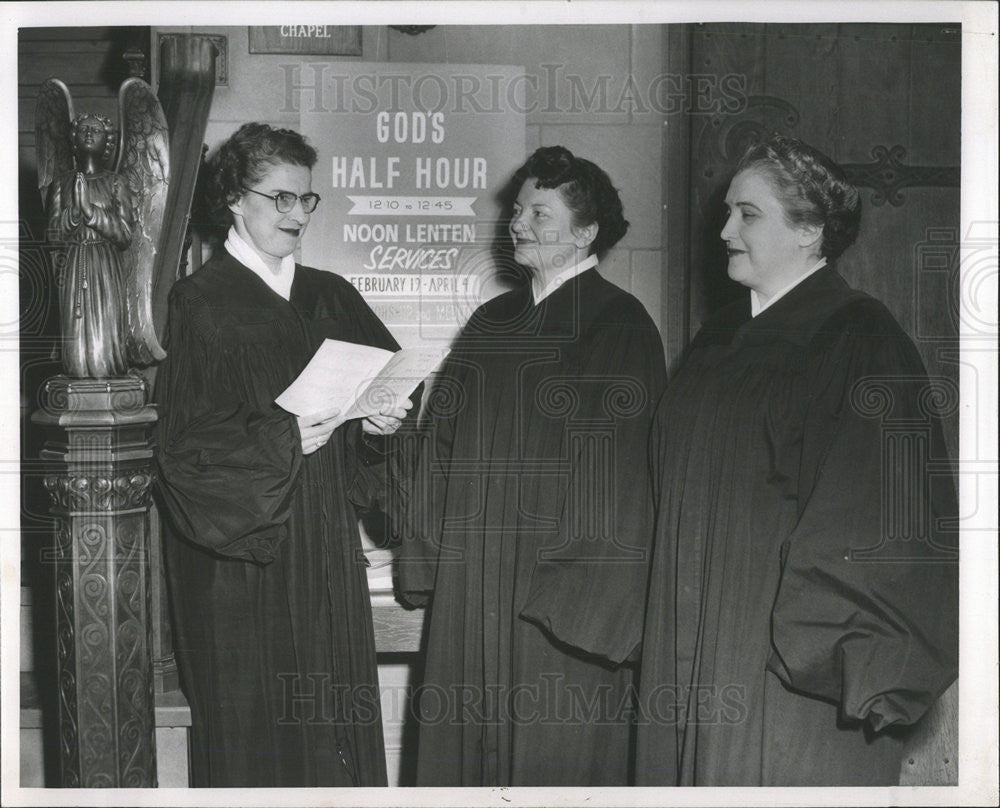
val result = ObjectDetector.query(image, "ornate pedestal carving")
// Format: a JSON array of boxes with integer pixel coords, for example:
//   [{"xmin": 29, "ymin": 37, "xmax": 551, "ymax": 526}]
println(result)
[{"xmin": 31, "ymin": 375, "xmax": 158, "ymax": 787}]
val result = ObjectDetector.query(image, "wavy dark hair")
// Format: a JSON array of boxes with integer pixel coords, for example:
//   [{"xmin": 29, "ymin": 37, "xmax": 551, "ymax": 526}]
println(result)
[
  {"xmin": 512, "ymin": 146, "xmax": 629, "ymax": 256},
  {"xmin": 201, "ymin": 122, "xmax": 318, "ymax": 232},
  {"xmin": 735, "ymin": 134, "xmax": 862, "ymax": 261}
]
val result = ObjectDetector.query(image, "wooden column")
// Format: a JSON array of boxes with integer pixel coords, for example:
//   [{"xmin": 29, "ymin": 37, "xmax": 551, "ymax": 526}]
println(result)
[
  {"xmin": 32, "ymin": 375, "xmax": 158, "ymax": 787},
  {"xmin": 144, "ymin": 35, "xmax": 219, "ymax": 698}
]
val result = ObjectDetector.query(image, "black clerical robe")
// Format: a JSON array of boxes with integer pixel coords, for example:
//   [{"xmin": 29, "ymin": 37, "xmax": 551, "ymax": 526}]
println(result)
[
  {"xmin": 398, "ymin": 268, "xmax": 668, "ymax": 786},
  {"xmin": 156, "ymin": 252, "xmax": 398, "ymax": 787},
  {"xmin": 635, "ymin": 266, "xmax": 958, "ymax": 786}
]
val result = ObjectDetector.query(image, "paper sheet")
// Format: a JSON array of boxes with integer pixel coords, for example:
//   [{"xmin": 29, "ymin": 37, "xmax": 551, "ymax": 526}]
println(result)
[{"xmin": 275, "ymin": 338, "xmax": 448, "ymax": 419}]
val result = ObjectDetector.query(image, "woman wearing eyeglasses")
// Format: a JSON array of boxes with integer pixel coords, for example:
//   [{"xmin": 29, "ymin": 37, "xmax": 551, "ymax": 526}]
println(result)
[{"xmin": 155, "ymin": 123, "xmax": 410, "ymax": 786}]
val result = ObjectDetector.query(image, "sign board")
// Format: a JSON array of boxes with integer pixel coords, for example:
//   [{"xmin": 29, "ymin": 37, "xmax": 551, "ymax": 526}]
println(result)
[
  {"xmin": 299, "ymin": 63, "xmax": 527, "ymax": 347},
  {"xmin": 248, "ymin": 26, "xmax": 362, "ymax": 55}
]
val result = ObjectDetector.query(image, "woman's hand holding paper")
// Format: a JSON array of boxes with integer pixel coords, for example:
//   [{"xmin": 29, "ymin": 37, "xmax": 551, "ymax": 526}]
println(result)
[
  {"xmin": 362, "ymin": 397, "xmax": 413, "ymax": 436},
  {"xmin": 297, "ymin": 405, "xmax": 345, "ymax": 455}
]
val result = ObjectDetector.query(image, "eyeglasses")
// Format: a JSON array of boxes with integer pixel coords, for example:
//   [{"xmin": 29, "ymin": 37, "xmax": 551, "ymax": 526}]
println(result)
[{"xmin": 242, "ymin": 187, "xmax": 321, "ymax": 214}]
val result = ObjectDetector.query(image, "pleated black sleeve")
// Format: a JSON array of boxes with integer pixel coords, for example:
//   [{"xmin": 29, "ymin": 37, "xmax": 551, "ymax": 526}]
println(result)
[
  {"xmin": 766, "ymin": 297, "xmax": 959, "ymax": 730},
  {"xmin": 156, "ymin": 283, "xmax": 303, "ymax": 564},
  {"xmin": 518, "ymin": 293, "xmax": 667, "ymax": 664}
]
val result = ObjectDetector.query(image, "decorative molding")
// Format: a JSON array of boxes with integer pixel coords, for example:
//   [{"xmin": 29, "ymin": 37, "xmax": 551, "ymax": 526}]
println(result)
[
  {"xmin": 841, "ymin": 145, "xmax": 960, "ymax": 206},
  {"xmin": 44, "ymin": 472, "xmax": 155, "ymax": 512},
  {"xmin": 696, "ymin": 96, "xmax": 959, "ymax": 207},
  {"xmin": 55, "ymin": 523, "xmax": 80, "ymax": 786},
  {"xmin": 33, "ymin": 377, "xmax": 158, "ymax": 786},
  {"xmin": 53, "ymin": 509, "xmax": 158, "ymax": 785},
  {"xmin": 35, "ymin": 375, "xmax": 156, "ymax": 427},
  {"xmin": 695, "ymin": 95, "xmax": 801, "ymax": 179}
]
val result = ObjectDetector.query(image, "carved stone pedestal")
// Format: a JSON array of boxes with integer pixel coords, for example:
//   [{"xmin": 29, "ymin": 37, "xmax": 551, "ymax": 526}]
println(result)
[{"xmin": 31, "ymin": 375, "xmax": 158, "ymax": 787}]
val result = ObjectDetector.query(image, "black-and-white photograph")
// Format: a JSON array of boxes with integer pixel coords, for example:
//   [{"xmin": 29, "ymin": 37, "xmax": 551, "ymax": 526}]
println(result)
[{"xmin": 2, "ymin": 2, "xmax": 996, "ymax": 806}]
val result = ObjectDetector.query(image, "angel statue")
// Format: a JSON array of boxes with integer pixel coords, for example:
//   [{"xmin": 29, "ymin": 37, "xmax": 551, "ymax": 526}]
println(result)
[{"xmin": 36, "ymin": 77, "xmax": 169, "ymax": 378}]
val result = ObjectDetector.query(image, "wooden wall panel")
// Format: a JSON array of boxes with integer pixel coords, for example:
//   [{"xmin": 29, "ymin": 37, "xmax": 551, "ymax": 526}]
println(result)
[
  {"xmin": 687, "ymin": 23, "xmax": 767, "ymax": 324},
  {"xmin": 660, "ymin": 24, "xmax": 692, "ymax": 370}
]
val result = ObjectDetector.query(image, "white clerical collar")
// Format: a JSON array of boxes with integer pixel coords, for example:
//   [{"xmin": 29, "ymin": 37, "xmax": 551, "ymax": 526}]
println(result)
[
  {"xmin": 224, "ymin": 226, "xmax": 296, "ymax": 301},
  {"xmin": 751, "ymin": 257, "xmax": 828, "ymax": 317},
  {"xmin": 531, "ymin": 253, "xmax": 599, "ymax": 305}
]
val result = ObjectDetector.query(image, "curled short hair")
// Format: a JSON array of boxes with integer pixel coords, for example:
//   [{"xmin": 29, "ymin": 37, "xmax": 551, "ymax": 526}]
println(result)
[
  {"xmin": 513, "ymin": 146, "xmax": 629, "ymax": 256},
  {"xmin": 203, "ymin": 122, "xmax": 318, "ymax": 229},
  {"xmin": 72, "ymin": 114, "xmax": 116, "ymax": 163},
  {"xmin": 736, "ymin": 134, "xmax": 862, "ymax": 261}
]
